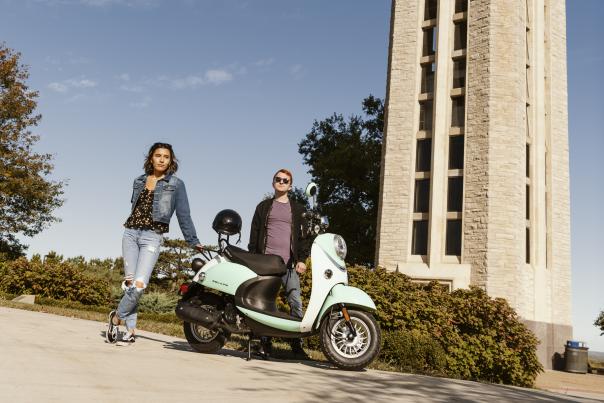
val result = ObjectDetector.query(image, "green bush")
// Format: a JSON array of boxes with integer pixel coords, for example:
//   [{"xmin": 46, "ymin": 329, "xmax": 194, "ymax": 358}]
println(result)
[
  {"xmin": 594, "ymin": 310, "xmax": 604, "ymax": 336},
  {"xmin": 0, "ymin": 257, "xmax": 111, "ymax": 306},
  {"xmin": 137, "ymin": 291, "xmax": 180, "ymax": 314},
  {"xmin": 381, "ymin": 329, "xmax": 447, "ymax": 375},
  {"xmin": 293, "ymin": 266, "xmax": 541, "ymax": 387},
  {"xmin": 1, "ymin": 253, "xmax": 542, "ymax": 386}
]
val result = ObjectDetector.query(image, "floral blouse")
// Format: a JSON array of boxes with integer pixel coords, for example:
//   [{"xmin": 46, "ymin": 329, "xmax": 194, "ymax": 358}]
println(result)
[{"xmin": 124, "ymin": 188, "xmax": 169, "ymax": 234}]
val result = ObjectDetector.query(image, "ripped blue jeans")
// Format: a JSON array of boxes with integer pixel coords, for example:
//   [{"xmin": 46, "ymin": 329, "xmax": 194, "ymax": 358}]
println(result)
[{"xmin": 117, "ymin": 228, "xmax": 163, "ymax": 330}]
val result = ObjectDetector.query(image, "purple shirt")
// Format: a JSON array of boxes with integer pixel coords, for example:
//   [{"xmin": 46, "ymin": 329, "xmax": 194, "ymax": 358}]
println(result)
[{"xmin": 264, "ymin": 200, "xmax": 292, "ymax": 264}]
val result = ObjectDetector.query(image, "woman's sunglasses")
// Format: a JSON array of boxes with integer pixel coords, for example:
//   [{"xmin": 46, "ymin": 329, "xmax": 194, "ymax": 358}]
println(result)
[{"xmin": 274, "ymin": 176, "xmax": 290, "ymax": 185}]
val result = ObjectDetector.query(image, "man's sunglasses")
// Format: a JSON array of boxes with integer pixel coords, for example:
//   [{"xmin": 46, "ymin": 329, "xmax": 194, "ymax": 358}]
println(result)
[{"xmin": 274, "ymin": 177, "xmax": 290, "ymax": 185}]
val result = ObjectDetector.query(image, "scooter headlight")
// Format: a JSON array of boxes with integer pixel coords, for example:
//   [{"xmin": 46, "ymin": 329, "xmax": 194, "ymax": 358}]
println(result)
[{"xmin": 333, "ymin": 235, "xmax": 347, "ymax": 260}]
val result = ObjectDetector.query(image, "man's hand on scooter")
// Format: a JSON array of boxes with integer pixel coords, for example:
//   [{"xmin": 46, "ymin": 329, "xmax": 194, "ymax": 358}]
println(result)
[{"xmin": 295, "ymin": 262, "xmax": 307, "ymax": 274}]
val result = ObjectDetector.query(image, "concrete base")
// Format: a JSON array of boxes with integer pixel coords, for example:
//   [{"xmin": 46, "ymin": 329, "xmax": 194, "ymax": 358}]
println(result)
[
  {"xmin": 12, "ymin": 295, "xmax": 36, "ymax": 305},
  {"xmin": 522, "ymin": 319, "xmax": 572, "ymax": 370}
]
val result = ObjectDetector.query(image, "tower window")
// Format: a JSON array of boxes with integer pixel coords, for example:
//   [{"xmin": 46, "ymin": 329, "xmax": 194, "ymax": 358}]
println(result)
[
  {"xmin": 425, "ymin": 0, "xmax": 437, "ymax": 20},
  {"xmin": 421, "ymin": 63, "xmax": 436, "ymax": 94},
  {"xmin": 419, "ymin": 100, "xmax": 434, "ymax": 131},
  {"xmin": 414, "ymin": 179, "xmax": 431, "ymax": 213},
  {"xmin": 447, "ymin": 177, "xmax": 463, "ymax": 212},
  {"xmin": 452, "ymin": 58, "xmax": 466, "ymax": 88},
  {"xmin": 446, "ymin": 219, "xmax": 462, "ymax": 256},
  {"xmin": 416, "ymin": 138, "xmax": 432, "ymax": 172},
  {"xmin": 449, "ymin": 135, "xmax": 464, "ymax": 169},
  {"xmin": 423, "ymin": 27, "xmax": 437, "ymax": 56},
  {"xmin": 454, "ymin": 22, "xmax": 467, "ymax": 50},
  {"xmin": 455, "ymin": 0, "xmax": 468, "ymax": 13},
  {"xmin": 412, "ymin": 220, "xmax": 429, "ymax": 255},
  {"xmin": 451, "ymin": 96, "xmax": 465, "ymax": 127}
]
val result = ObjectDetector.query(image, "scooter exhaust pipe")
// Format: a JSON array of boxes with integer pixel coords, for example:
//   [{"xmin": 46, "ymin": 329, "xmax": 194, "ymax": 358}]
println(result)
[{"xmin": 175, "ymin": 300, "xmax": 221, "ymax": 329}]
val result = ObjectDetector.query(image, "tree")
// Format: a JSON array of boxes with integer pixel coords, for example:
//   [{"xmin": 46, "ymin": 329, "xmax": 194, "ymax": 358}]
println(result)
[
  {"xmin": 262, "ymin": 186, "xmax": 310, "ymax": 209},
  {"xmin": 0, "ymin": 44, "xmax": 65, "ymax": 260},
  {"xmin": 298, "ymin": 95, "xmax": 383, "ymax": 265},
  {"xmin": 595, "ymin": 310, "xmax": 604, "ymax": 336},
  {"xmin": 153, "ymin": 238, "xmax": 200, "ymax": 290}
]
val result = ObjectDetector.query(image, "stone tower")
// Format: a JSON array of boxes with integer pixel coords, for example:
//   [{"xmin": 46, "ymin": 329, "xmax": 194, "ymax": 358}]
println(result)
[{"xmin": 375, "ymin": 0, "xmax": 571, "ymax": 368}]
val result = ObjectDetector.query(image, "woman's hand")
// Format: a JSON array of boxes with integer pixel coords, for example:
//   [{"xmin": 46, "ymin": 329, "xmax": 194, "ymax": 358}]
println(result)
[
  {"xmin": 295, "ymin": 261, "xmax": 307, "ymax": 274},
  {"xmin": 194, "ymin": 244, "xmax": 205, "ymax": 253}
]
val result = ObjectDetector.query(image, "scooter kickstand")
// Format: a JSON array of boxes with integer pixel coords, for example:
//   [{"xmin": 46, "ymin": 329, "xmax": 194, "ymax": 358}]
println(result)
[{"xmin": 246, "ymin": 335, "xmax": 252, "ymax": 361}]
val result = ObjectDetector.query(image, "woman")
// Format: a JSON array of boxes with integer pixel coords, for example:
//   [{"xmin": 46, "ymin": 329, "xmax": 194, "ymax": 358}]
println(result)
[{"xmin": 106, "ymin": 142, "xmax": 203, "ymax": 343}]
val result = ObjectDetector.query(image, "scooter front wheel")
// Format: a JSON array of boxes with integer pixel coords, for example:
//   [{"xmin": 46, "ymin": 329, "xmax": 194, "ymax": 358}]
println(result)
[{"xmin": 320, "ymin": 309, "xmax": 381, "ymax": 371}]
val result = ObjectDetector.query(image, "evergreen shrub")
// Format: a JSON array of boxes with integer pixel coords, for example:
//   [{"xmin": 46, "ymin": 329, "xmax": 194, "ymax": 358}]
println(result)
[
  {"xmin": 0, "ymin": 257, "xmax": 111, "ymax": 306},
  {"xmin": 381, "ymin": 329, "xmax": 447, "ymax": 375},
  {"xmin": 293, "ymin": 266, "xmax": 542, "ymax": 387},
  {"xmin": 137, "ymin": 291, "xmax": 180, "ymax": 314}
]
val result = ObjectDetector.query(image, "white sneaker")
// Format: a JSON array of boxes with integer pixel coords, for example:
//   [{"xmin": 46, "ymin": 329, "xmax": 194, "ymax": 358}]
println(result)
[
  {"xmin": 122, "ymin": 330, "xmax": 135, "ymax": 343},
  {"xmin": 106, "ymin": 310, "xmax": 118, "ymax": 344}
]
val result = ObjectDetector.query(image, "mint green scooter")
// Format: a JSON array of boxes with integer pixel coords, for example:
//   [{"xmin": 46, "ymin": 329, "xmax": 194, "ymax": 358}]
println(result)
[{"xmin": 175, "ymin": 184, "xmax": 381, "ymax": 370}]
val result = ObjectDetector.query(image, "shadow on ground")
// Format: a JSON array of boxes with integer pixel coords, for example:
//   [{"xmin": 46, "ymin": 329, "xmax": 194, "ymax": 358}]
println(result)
[
  {"xmin": 105, "ymin": 330, "xmax": 593, "ymax": 402},
  {"xmin": 239, "ymin": 365, "xmax": 594, "ymax": 403}
]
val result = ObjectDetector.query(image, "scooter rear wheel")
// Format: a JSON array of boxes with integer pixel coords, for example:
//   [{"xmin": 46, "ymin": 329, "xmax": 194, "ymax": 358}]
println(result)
[
  {"xmin": 320, "ymin": 309, "xmax": 381, "ymax": 371},
  {"xmin": 182, "ymin": 293, "xmax": 230, "ymax": 354},
  {"xmin": 183, "ymin": 320, "xmax": 228, "ymax": 354}
]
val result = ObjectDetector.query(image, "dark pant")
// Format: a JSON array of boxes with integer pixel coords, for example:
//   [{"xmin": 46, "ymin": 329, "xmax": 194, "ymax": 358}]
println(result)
[
  {"xmin": 260, "ymin": 268, "xmax": 305, "ymax": 353},
  {"xmin": 282, "ymin": 268, "xmax": 303, "ymax": 319}
]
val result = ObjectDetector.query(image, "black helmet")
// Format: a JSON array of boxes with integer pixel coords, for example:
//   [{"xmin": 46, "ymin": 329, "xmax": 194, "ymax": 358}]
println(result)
[{"xmin": 212, "ymin": 209, "xmax": 242, "ymax": 235}]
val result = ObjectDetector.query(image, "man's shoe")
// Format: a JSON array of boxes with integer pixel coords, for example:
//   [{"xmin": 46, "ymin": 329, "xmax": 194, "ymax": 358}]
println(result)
[
  {"xmin": 253, "ymin": 337, "xmax": 272, "ymax": 360},
  {"xmin": 106, "ymin": 310, "xmax": 118, "ymax": 344},
  {"xmin": 291, "ymin": 339, "xmax": 310, "ymax": 360}
]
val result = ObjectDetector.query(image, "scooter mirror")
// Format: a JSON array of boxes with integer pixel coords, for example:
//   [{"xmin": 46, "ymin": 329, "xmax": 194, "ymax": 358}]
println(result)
[
  {"xmin": 305, "ymin": 182, "xmax": 318, "ymax": 198},
  {"xmin": 305, "ymin": 182, "xmax": 318, "ymax": 210}
]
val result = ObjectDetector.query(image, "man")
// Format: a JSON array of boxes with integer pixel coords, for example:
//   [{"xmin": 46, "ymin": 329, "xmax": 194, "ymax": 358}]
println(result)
[{"xmin": 248, "ymin": 168, "xmax": 308, "ymax": 359}]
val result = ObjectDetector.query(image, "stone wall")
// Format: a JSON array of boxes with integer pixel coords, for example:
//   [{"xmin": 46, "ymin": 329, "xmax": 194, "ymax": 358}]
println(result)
[
  {"xmin": 547, "ymin": 0, "xmax": 572, "ymax": 327},
  {"xmin": 375, "ymin": 0, "xmax": 420, "ymax": 268},
  {"xmin": 463, "ymin": 0, "xmax": 491, "ymax": 288},
  {"xmin": 376, "ymin": 0, "xmax": 572, "ymax": 366}
]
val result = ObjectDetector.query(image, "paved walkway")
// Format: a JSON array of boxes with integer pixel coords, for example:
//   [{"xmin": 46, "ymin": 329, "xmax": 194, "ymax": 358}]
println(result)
[
  {"xmin": 0, "ymin": 306, "xmax": 601, "ymax": 402},
  {"xmin": 537, "ymin": 370, "xmax": 604, "ymax": 401}
]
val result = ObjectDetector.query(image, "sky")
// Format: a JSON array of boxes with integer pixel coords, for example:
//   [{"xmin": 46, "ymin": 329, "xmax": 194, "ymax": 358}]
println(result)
[{"xmin": 1, "ymin": 0, "xmax": 603, "ymax": 351}]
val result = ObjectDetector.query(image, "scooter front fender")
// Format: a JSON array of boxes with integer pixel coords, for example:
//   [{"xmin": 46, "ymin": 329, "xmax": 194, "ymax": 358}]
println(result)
[{"xmin": 314, "ymin": 284, "xmax": 376, "ymax": 330}]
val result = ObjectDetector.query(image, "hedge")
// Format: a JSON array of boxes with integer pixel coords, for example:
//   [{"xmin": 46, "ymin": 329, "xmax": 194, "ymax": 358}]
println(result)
[
  {"xmin": 1, "ymin": 257, "xmax": 542, "ymax": 386},
  {"xmin": 0, "ymin": 257, "xmax": 112, "ymax": 306},
  {"xmin": 280, "ymin": 266, "xmax": 542, "ymax": 387}
]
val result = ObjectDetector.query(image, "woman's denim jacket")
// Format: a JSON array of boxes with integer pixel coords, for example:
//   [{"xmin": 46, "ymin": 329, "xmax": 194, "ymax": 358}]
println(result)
[{"xmin": 130, "ymin": 174, "xmax": 200, "ymax": 247}]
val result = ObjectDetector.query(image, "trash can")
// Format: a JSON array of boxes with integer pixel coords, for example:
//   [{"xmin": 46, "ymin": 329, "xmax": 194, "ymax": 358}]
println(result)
[{"xmin": 565, "ymin": 340, "xmax": 588, "ymax": 374}]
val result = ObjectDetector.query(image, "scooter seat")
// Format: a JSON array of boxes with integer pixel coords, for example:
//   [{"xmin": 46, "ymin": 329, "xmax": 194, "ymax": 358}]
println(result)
[{"xmin": 225, "ymin": 246, "xmax": 287, "ymax": 276}]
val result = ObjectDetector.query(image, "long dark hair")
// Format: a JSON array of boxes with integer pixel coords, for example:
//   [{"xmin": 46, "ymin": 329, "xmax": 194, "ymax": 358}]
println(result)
[{"xmin": 143, "ymin": 142, "xmax": 179, "ymax": 175}]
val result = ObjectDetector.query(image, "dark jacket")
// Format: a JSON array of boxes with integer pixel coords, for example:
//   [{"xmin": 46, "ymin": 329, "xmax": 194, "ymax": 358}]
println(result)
[{"xmin": 248, "ymin": 197, "xmax": 306, "ymax": 265}]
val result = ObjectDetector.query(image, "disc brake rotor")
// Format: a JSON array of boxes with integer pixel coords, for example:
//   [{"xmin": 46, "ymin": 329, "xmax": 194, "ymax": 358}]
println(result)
[{"xmin": 330, "ymin": 317, "xmax": 371, "ymax": 359}]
